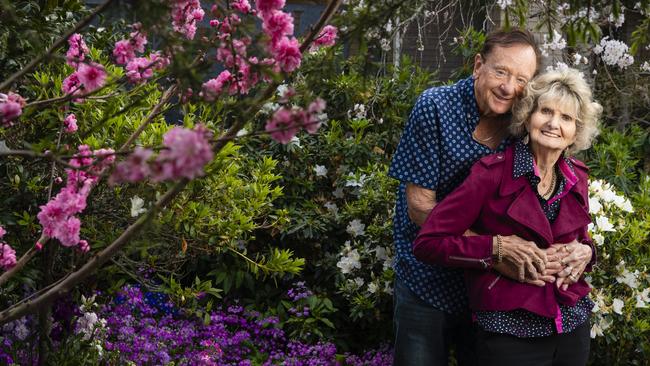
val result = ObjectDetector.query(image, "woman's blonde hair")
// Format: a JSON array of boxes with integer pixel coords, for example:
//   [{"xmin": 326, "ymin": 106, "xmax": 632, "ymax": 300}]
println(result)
[{"xmin": 510, "ymin": 68, "xmax": 603, "ymax": 155}]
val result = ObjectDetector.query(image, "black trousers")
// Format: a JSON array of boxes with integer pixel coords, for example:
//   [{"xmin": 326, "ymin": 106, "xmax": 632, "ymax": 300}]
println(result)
[
  {"xmin": 476, "ymin": 320, "xmax": 591, "ymax": 366},
  {"xmin": 392, "ymin": 280, "xmax": 478, "ymax": 366}
]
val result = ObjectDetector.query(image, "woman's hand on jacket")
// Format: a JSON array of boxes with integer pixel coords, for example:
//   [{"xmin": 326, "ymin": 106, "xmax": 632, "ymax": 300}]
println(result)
[{"xmin": 553, "ymin": 240, "xmax": 592, "ymax": 290}]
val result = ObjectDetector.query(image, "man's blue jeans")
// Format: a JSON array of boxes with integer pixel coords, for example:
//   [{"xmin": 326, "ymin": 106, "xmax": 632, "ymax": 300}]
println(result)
[{"xmin": 392, "ymin": 279, "xmax": 477, "ymax": 366}]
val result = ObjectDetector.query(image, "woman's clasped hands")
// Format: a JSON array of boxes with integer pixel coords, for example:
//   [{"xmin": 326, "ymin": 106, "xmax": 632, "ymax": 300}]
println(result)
[{"xmin": 492, "ymin": 235, "xmax": 592, "ymax": 290}]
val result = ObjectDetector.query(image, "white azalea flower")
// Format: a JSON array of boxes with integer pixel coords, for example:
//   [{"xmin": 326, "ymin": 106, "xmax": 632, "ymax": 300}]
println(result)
[
  {"xmin": 620, "ymin": 198, "xmax": 634, "ymax": 213},
  {"xmin": 236, "ymin": 128, "xmax": 248, "ymax": 137},
  {"xmin": 496, "ymin": 0, "xmax": 513, "ymax": 9},
  {"xmin": 332, "ymin": 187, "xmax": 344, "ymax": 199},
  {"xmin": 595, "ymin": 216, "xmax": 615, "ymax": 232},
  {"xmin": 592, "ymin": 233, "xmax": 605, "ymax": 246},
  {"xmin": 367, "ymin": 282, "xmax": 379, "ymax": 294},
  {"xmin": 289, "ymin": 136, "xmax": 302, "ymax": 148},
  {"xmin": 612, "ymin": 298, "xmax": 625, "ymax": 315},
  {"xmin": 616, "ymin": 267, "xmax": 640, "ymax": 289},
  {"xmin": 346, "ymin": 219, "xmax": 366, "ymax": 237},
  {"xmin": 130, "ymin": 196, "xmax": 146, "ymax": 217},
  {"xmin": 591, "ymin": 292, "xmax": 606, "ymax": 313},
  {"xmin": 591, "ymin": 315, "xmax": 613, "ymax": 338},
  {"xmin": 314, "ymin": 165, "xmax": 328, "ymax": 177},
  {"xmin": 383, "ymin": 281, "xmax": 394, "ymax": 295},
  {"xmin": 636, "ymin": 288, "xmax": 650, "ymax": 308},
  {"xmin": 346, "ymin": 174, "xmax": 368, "ymax": 188},
  {"xmin": 262, "ymin": 102, "xmax": 279, "ymax": 114},
  {"xmin": 336, "ymin": 248, "xmax": 361, "ymax": 274},
  {"xmin": 354, "ymin": 277, "xmax": 365, "ymax": 287},
  {"xmin": 324, "ymin": 201, "xmax": 338, "ymax": 215},
  {"xmin": 588, "ymin": 196, "xmax": 603, "ymax": 214},
  {"xmin": 374, "ymin": 246, "xmax": 388, "ymax": 261}
]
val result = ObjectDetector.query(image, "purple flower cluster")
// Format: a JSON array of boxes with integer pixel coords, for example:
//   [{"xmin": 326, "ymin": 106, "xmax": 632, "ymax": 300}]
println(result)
[
  {"xmin": 102, "ymin": 286, "xmax": 392, "ymax": 365},
  {"xmin": 0, "ymin": 285, "xmax": 394, "ymax": 365}
]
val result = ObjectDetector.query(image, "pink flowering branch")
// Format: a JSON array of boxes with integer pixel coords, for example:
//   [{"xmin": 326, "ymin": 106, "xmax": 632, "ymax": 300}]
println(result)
[
  {"xmin": 0, "ymin": 179, "xmax": 188, "ymax": 324},
  {"xmin": 0, "ymin": 234, "xmax": 47, "ymax": 286},
  {"xmin": 0, "ymin": 0, "xmax": 115, "ymax": 92}
]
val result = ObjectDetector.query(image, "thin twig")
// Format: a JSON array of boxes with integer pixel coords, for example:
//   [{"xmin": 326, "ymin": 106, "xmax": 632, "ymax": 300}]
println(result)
[
  {"xmin": 0, "ymin": 0, "xmax": 116, "ymax": 91},
  {"xmin": 119, "ymin": 84, "xmax": 178, "ymax": 152},
  {"xmin": 0, "ymin": 234, "xmax": 47, "ymax": 286}
]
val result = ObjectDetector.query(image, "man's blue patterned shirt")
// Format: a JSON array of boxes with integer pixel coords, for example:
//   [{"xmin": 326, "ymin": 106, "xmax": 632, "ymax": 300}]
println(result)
[{"xmin": 388, "ymin": 76, "xmax": 508, "ymax": 314}]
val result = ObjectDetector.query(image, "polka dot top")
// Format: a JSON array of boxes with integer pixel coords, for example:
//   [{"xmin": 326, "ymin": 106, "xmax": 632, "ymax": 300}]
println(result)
[{"xmin": 388, "ymin": 77, "xmax": 508, "ymax": 314}]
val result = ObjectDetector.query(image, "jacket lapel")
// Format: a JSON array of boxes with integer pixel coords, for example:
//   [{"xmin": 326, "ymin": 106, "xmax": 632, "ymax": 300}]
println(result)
[
  {"xmin": 551, "ymin": 183, "xmax": 592, "ymax": 238},
  {"xmin": 499, "ymin": 146, "xmax": 555, "ymax": 245}
]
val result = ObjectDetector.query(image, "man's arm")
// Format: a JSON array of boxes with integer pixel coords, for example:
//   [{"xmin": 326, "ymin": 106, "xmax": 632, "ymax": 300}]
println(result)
[
  {"xmin": 406, "ymin": 183, "xmax": 476, "ymax": 237},
  {"xmin": 405, "ymin": 183, "xmax": 437, "ymax": 227}
]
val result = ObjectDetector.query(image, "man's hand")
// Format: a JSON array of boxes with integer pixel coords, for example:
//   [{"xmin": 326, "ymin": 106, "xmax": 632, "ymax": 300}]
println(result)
[
  {"xmin": 553, "ymin": 240, "xmax": 592, "ymax": 290},
  {"xmin": 496, "ymin": 235, "xmax": 548, "ymax": 281},
  {"xmin": 493, "ymin": 260, "xmax": 555, "ymax": 287}
]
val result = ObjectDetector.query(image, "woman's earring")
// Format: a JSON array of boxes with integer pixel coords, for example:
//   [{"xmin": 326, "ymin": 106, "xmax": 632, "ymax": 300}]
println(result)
[{"xmin": 523, "ymin": 133, "xmax": 529, "ymax": 145}]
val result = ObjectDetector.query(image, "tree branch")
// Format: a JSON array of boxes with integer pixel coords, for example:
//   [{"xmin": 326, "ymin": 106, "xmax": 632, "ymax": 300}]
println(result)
[{"xmin": 0, "ymin": 0, "xmax": 116, "ymax": 92}]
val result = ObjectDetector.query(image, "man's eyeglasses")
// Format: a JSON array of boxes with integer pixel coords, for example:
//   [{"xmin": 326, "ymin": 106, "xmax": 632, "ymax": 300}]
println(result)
[{"xmin": 482, "ymin": 61, "xmax": 529, "ymax": 88}]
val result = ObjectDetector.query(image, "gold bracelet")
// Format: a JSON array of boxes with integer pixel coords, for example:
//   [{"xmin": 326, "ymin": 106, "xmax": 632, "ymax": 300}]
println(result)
[{"xmin": 496, "ymin": 235, "xmax": 503, "ymax": 263}]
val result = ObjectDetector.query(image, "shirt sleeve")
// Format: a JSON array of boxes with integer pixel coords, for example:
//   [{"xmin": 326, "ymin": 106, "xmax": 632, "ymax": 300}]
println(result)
[
  {"xmin": 413, "ymin": 160, "xmax": 497, "ymax": 270},
  {"xmin": 388, "ymin": 90, "xmax": 441, "ymax": 191}
]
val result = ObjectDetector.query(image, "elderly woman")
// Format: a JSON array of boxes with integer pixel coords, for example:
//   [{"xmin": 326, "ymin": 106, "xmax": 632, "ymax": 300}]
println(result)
[{"xmin": 413, "ymin": 68, "xmax": 602, "ymax": 366}]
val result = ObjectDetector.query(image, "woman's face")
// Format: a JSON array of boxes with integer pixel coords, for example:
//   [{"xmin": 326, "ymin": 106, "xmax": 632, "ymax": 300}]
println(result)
[{"xmin": 527, "ymin": 98, "xmax": 578, "ymax": 154}]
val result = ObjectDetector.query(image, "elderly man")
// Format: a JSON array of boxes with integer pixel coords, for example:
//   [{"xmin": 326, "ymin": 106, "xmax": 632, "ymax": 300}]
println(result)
[{"xmin": 389, "ymin": 29, "xmax": 544, "ymax": 365}]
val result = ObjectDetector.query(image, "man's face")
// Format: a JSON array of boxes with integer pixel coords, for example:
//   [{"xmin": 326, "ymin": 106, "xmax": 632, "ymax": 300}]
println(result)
[{"xmin": 472, "ymin": 44, "xmax": 537, "ymax": 117}]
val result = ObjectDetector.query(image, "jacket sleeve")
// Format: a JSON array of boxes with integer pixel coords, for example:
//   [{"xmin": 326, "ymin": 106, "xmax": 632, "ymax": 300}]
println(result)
[{"xmin": 413, "ymin": 160, "xmax": 498, "ymax": 270}]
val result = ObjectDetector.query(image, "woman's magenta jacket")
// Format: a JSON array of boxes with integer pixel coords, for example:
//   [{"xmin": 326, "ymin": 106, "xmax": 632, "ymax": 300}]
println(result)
[{"xmin": 413, "ymin": 143, "xmax": 593, "ymax": 318}]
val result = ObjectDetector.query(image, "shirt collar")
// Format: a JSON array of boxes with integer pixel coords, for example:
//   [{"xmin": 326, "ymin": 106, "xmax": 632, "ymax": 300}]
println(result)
[
  {"xmin": 512, "ymin": 139, "xmax": 578, "ymax": 185},
  {"xmin": 458, "ymin": 76, "xmax": 480, "ymax": 127}
]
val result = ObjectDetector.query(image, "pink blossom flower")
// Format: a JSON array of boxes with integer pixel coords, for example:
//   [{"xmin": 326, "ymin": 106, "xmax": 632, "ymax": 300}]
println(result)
[
  {"xmin": 0, "ymin": 243, "xmax": 16, "ymax": 270},
  {"xmin": 304, "ymin": 97, "xmax": 327, "ymax": 133},
  {"xmin": 77, "ymin": 63, "xmax": 107, "ymax": 93},
  {"xmin": 312, "ymin": 25, "xmax": 338, "ymax": 50},
  {"xmin": 125, "ymin": 57, "xmax": 155, "ymax": 83},
  {"xmin": 262, "ymin": 10, "xmax": 294, "ymax": 42},
  {"xmin": 153, "ymin": 124, "xmax": 214, "ymax": 181},
  {"xmin": 62, "ymin": 72, "xmax": 82, "ymax": 95},
  {"xmin": 58, "ymin": 217, "xmax": 81, "ymax": 247},
  {"xmin": 0, "ymin": 93, "xmax": 24, "ymax": 127},
  {"xmin": 64, "ymin": 114, "xmax": 78, "ymax": 133},
  {"xmin": 149, "ymin": 52, "xmax": 171, "ymax": 70},
  {"xmin": 78, "ymin": 239, "xmax": 90, "ymax": 253},
  {"xmin": 232, "ymin": 0, "xmax": 252, "ymax": 13},
  {"xmin": 201, "ymin": 70, "xmax": 232, "ymax": 101},
  {"xmin": 109, "ymin": 147, "xmax": 154, "ymax": 184},
  {"xmin": 171, "ymin": 0, "xmax": 204, "ymax": 40},
  {"xmin": 66, "ymin": 33, "xmax": 90, "ymax": 69},
  {"xmin": 0, "ymin": 225, "xmax": 6, "ymax": 239},
  {"xmin": 270, "ymin": 37, "xmax": 302, "ymax": 72},
  {"xmin": 113, "ymin": 39, "xmax": 136, "ymax": 65},
  {"xmin": 129, "ymin": 23, "xmax": 148, "ymax": 53},
  {"xmin": 255, "ymin": 0, "xmax": 285, "ymax": 14},
  {"xmin": 308, "ymin": 97, "xmax": 326, "ymax": 114},
  {"xmin": 265, "ymin": 107, "xmax": 299, "ymax": 144}
]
